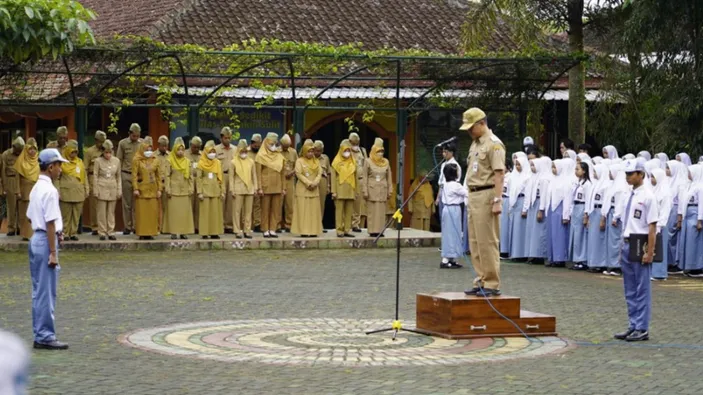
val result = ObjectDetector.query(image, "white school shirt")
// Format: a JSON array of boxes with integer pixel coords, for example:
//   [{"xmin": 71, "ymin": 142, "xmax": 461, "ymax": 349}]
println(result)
[
  {"xmin": 439, "ymin": 158, "xmax": 462, "ymax": 187},
  {"xmin": 441, "ymin": 181, "xmax": 469, "ymax": 205},
  {"xmin": 622, "ymin": 186, "xmax": 659, "ymax": 238},
  {"xmin": 564, "ymin": 181, "xmax": 592, "ymax": 220},
  {"xmin": 26, "ymin": 174, "xmax": 63, "ymax": 233},
  {"xmin": 679, "ymin": 186, "xmax": 703, "ymax": 220}
]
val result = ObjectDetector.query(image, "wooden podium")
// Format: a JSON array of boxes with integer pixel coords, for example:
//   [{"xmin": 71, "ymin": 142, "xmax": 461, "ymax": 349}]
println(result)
[{"xmin": 415, "ymin": 292, "xmax": 557, "ymax": 339}]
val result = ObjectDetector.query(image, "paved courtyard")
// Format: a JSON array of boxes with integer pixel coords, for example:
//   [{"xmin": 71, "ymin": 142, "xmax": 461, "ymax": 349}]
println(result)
[{"xmin": 1, "ymin": 249, "xmax": 703, "ymax": 394}]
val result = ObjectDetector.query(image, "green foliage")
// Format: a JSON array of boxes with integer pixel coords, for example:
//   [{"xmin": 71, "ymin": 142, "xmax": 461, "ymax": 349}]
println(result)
[{"xmin": 0, "ymin": 0, "xmax": 96, "ymax": 63}]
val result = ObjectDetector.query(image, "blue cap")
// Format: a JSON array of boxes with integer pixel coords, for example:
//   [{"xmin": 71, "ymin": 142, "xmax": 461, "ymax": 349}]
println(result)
[
  {"xmin": 623, "ymin": 157, "xmax": 646, "ymax": 173},
  {"xmin": 38, "ymin": 148, "xmax": 68, "ymax": 165}
]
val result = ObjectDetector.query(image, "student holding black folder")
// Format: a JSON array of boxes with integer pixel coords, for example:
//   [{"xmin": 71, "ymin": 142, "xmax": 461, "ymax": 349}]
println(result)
[{"xmin": 614, "ymin": 158, "xmax": 659, "ymax": 342}]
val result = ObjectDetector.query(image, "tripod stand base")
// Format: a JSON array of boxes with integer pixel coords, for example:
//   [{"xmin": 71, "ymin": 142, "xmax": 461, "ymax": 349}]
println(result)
[{"xmin": 365, "ymin": 326, "xmax": 428, "ymax": 340}]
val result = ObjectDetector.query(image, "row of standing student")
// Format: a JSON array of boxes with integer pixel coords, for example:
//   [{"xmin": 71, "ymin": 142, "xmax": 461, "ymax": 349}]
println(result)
[{"xmin": 500, "ymin": 147, "xmax": 703, "ymax": 279}]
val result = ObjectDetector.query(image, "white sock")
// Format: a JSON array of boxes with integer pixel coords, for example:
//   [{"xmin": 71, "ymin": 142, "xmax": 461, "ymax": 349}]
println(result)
[
  {"xmin": 441, "ymin": 258, "xmax": 449, "ymax": 264},
  {"xmin": 264, "ymin": 231, "xmax": 270, "ymax": 236},
  {"xmin": 270, "ymin": 231, "xmax": 277, "ymax": 236}
]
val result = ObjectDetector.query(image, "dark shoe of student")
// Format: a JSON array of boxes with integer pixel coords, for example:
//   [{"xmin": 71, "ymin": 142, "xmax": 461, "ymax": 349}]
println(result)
[
  {"xmin": 180, "ymin": 235, "xmax": 188, "ymax": 240},
  {"xmin": 202, "ymin": 236, "xmax": 209, "ymax": 239},
  {"xmin": 34, "ymin": 340, "xmax": 69, "ymax": 350},
  {"xmin": 352, "ymin": 227, "xmax": 362, "ymax": 233},
  {"xmin": 464, "ymin": 287, "xmax": 481, "ymax": 295},
  {"xmin": 449, "ymin": 260, "xmax": 463, "ymax": 268},
  {"xmin": 625, "ymin": 330, "xmax": 649, "ymax": 342},
  {"xmin": 145, "ymin": 236, "xmax": 154, "ymax": 240},
  {"xmin": 22, "ymin": 238, "xmax": 29, "ymax": 241},
  {"xmin": 668, "ymin": 266, "xmax": 683, "ymax": 274},
  {"xmin": 481, "ymin": 288, "xmax": 502, "ymax": 297},
  {"xmin": 337, "ymin": 234, "xmax": 345, "ymax": 238},
  {"xmin": 7, "ymin": 231, "xmax": 16, "ymax": 236},
  {"xmin": 91, "ymin": 230, "xmax": 99, "ymax": 236},
  {"xmin": 123, "ymin": 229, "xmax": 131, "ymax": 235},
  {"xmin": 99, "ymin": 236, "xmax": 106, "ymax": 241},
  {"xmin": 613, "ymin": 328, "xmax": 634, "ymax": 340},
  {"xmin": 211, "ymin": 235, "xmax": 220, "ymax": 240},
  {"xmin": 322, "ymin": 229, "xmax": 328, "ymax": 233},
  {"xmin": 70, "ymin": 236, "xmax": 79, "ymax": 241},
  {"xmin": 254, "ymin": 225, "xmax": 262, "ymax": 233},
  {"xmin": 108, "ymin": 236, "xmax": 117, "ymax": 241},
  {"xmin": 269, "ymin": 233, "xmax": 279, "ymax": 238},
  {"xmin": 224, "ymin": 228, "xmax": 234, "ymax": 234},
  {"xmin": 244, "ymin": 234, "xmax": 253, "ymax": 239},
  {"xmin": 236, "ymin": 234, "xmax": 243, "ymax": 239},
  {"xmin": 440, "ymin": 262, "xmax": 453, "ymax": 269},
  {"xmin": 284, "ymin": 228, "xmax": 291, "ymax": 233},
  {"xmin": 171, "ymin": 234, "xmax": 178, "ymax": 240},
  {"xmin": 369, "ymin": 233, "xmax": 379, "ymax": 237},
  {"xmin": 344, "ymin": 233, "xmax": 355, "ymax": 238}
]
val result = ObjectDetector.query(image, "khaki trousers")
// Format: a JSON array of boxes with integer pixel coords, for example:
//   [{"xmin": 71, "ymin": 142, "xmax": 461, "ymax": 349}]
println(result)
[
  {"xmin": 261, "ymin": 194, "xmax": 282, "ymax": 233},
  {"xmin": 5, "ymin": 192, "xmax": 18, "ymax": 234},
  {"xmin": 352, "ymin": 182, "xmax": 363, "ymax": 229},
  {"xmin": 468, "ymin": 189, "xmax": 501, "ymax": 290},
  {"xmin": 191, "ymin": 193, "xmax": 199, "ymax": 232},
  {"xmin": 160, "ymin": 191, "xmax": 169, "ymax": 233},
  {"xmin": 121, "ymin": 172, "xmax": 134, "ymax": 230},
  {"xmin": 96, "ymin": 200, "xmax": 116, "ymax": 236},
  {"xmin": 253, "ymin": 195, "xmax": 261, "ymax": 227},
  {"xmin": 222, "ymin": 175, "xmax": 233, "ymax": 230},
  {"xmin": 60, "ymin": 201, "xmax": 83, "ymax": 237},
  {"xmin": 89, "ymin": 194, "xmax": 98, "ymax": 231},
  {"xmin": 411, "ymin": 217, "xmax": 431, "ymax": 232},
  {"xmin": 18, "ymin": 199, "xmax": 32, "ymax": 239},
  {"xmin": 282, "ymin": 178, "xmax": 296, "ymax": 229},
  {"xmin": 335, "ymin": 199, "xmax": 354, "ymax": 235},
  {"xmin": 233, "ymin": 194, "xmax": 254, "ymax": 235}
]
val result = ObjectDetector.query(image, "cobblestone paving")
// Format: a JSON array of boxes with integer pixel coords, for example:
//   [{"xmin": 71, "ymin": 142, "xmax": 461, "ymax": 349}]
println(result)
[{"xmin": 2, "ymin": 249, "xmax": 703, "ymax": 394}]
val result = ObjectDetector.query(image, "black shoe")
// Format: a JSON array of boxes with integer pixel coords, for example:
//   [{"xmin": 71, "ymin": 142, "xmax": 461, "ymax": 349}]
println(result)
[
  {"xmin": 139, "ymin": 236, "xmax": 146, "ymax": 240},
  {"xmin": 123, "ymin": 229, "xmax": 131, "ymax": 235},
  {"xmin": 344, "ymin": 233, "xmax": 355, "ymax": 238},
  {"xmin": 464, "ymin": 287, "xmax": 481, "ymax": 296},
  {"xmin": 99, "ymin": 236, "xmax": 106, "ymax": 241},
  {"xmin": 284, "ymin": 228, "xmax": 291, "ymax": 233},
  {"xmin": 481, "ymin": 288, "xmax": 502, "ymax": 297},
  {"xmin": 625, "ymin": 330, "xmax": 649, "ymax": 342},
  {"xmin": 33, "ymin": 340, "xmax": 69, "ymax": 350},
  {"xmin": 369, "ymin": 233, "xmax": 378, "ymax": 237},
  {"xmin": 171, "ymin": 234, "xmax": 178, "ymax": 240},
  {"xmin": 224, "ymin": 228, "xmax": 234, "ymax": 234},
  {"xmin": 269, "ymin": 233, "xmax": 279, "ymax": 238},
  {"xmin": 614, "ymin": 328, "xmax": 634, "ymax": 340},
  {"xmin": 91, "ymin": 230, "xmax": 99, "ymax": 236},
  {"xmin": 180, "ymin": 235, "xmax": 188, "ymax": 240},
  {"xmin": 22, "ymin": 238, "xmax": 29, "ymax": 241},
  {"xmin": 70, "ymin": 236, "xmax": 79, "ymax": 241},
  {"xmin": 236, "ymin": 234, "xmax": 243, "ymax": 239},
  {"xmin": 323, "ymin": 229, "xmax": 328, "ymax": 233},
  {"xmin": 145, "ymin": 236, "xmax": 154, "ymax": 240},
  {"xmin": 254, "ymin": 225, "xmax": 262, "ymax": 233},
  {"xmin": 211, "ymin": 235, "xmax": 220, "ymax": 239},
  {"xmin": 244, "ymin": 234, "xmax": 253, "ymax": 239},
  {"xmin": 337, "ymin": 234, "xmax": 345, "ymax": 238},
  {"xmin": 108, "ymin": 236, "xmax": 116, "ymax": 241},
  {"xmin": 668, "ymin": 266, "xmax": 684, "ymax": 274},
  {"xmin": 352, "ymin": 228, "xmax": 362, "ymax": 233},
  {"xmin": 202, "ymin": 236, "xmax": 209, "ymax": 239},
  {"xmin": 7, "ymin": 231, "xmax": 16, "ymax": 236}
]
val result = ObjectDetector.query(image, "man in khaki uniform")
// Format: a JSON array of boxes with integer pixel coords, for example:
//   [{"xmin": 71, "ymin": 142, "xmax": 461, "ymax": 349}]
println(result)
[
  {"xmin": 461, "ymin": 108, "xmax": 506, "ymax": 296},
  {"xmin": 280, "ymin": 134, "xmax": 297, "ymax": 232},
  {"xmin": 156, "ymin": 135, "xmax": 171, "ymax": 233},
  {"xmin": 248, "ymin": 133, "xmax": 263, "ymax": 231},
  {"xmin": 1, "ymin": 136, "xmax": 24, "ymax": 235},
  {"xmin": 349, "ymin": 132, "xmax": 368, "ymax": 232},
  {"xmin": 116, "ymin": 123, "xmax": 143, "ymax": 234},
  {"xmin": 186, "ymin": 136, "xmax": 202, "ymax": 233},
  {"xmin": 314, "ymin": 140, "xmax": 331, "ymax": 232},
  {"xmin": 47, "ymin": 126, "xmax": 69, "ymax": 151},
  {"xmin": 83, "ymin": 130, "xmax": 106, "ymax": 235},
  {"xmin": 216, "ymin": 127, "xmax": 236, "ymax": 233}
]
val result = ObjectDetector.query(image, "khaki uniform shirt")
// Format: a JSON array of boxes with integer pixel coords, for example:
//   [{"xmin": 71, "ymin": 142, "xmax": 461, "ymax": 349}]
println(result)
[
  {"xmin": 132, "ymin": 159, "xmax": 162, "ymax": 198},
  {"xmin": 164, "ymin": 162, "xmax": 194, "ymax": 197},
  {"xmin": 216, "ymin": 144, "xmax": 236, "ymax": 176},
  {"xmin": 282, "ymin": 148, "xmax": 298, "ymax": 184},
  {"xmin": 352, "ymin": 147, "xmax": 368, "ymax": 192},
  {"xmin": 117, "ymin": 138, "xmax": 142, "ymax": 173},
  {"xmin": 294, "ymin": 159, "xmax": 322, "ymax": 198},
  {"xmin": 229, "ymin": 158, "xmax": 258, "ymax": 195},
  {"xmin": 57, "ymin": 161, "xmax": 90, "ymax": 202},
  {"xmin": 93, "ymin": 156, "xmax": 122, "ymax": 201},
  {"xmin": 83, "ymin": 145, "xmax": 102, "ymax": 177},
  {"xmin": 196, "ymin": 169, "xmax": 223, "ymax": 198},
  {"xmin": 363, "ymin": 162, "xmax": 393, "ymax": 203},
  {"xmin": 156, "ymin": 150, "xmax": 170, "ymax": 189},
  {"xmin": 1, "ymin": 149, "xmax": 20, "ymax": 194},
  {"xmin": 256, "ymin": 163, "xmax": 285, "ymax": 194},
  {"xmin": 185, "ymin": 150, "xmax": 200, "ymax": 192},
  {"xmin": 466, "ymin": 130, "xmax": 506, "ymax": 187},
  {"xmin": 331, "ymin": 168, "xmax": 356, "ymax": 200}
]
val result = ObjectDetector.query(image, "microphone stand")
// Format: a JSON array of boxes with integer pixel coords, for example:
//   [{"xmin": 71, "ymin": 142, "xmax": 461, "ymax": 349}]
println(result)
[{"xmin": 365, "ymin": 148, "xmax": 446, "ymax": 340}]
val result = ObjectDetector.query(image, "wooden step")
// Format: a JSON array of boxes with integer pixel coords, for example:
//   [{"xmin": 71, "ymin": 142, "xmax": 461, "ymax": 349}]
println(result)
[{"xmin": 416, "ymin": 292, "xmax": 556, "ymax": 339}]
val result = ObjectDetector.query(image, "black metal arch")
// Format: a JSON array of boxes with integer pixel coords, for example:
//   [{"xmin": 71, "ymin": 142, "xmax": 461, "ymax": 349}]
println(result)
[{"xmin": 302, "ymin": 62, "xmax": 384, "ymax": 111}]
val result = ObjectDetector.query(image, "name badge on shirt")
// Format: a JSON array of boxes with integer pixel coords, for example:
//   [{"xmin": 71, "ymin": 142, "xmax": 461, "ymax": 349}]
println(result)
[
  {"xmin": 472, "ymin": 162, "xmax": 478, "ymax": 173},
  {"xmin": 76, "ymin": 167, "xmax": 81, "ymax": 174},
  {"xmin": 376, "ymin": 175, "xmax": 381, "ymax": 182},
  {"xmin": 595, "ymin": 194, "xmax": 601, "ymax": 201},
  {"xmin": 208, "ymin": 172, "xmax": 214, "ymax": 180},
  {"xmin": 536, "ymin": 189, "xmax": 541, "ymax": 198},
  {"xmin": 633, "ymin": 209, "xmax": 642, "ymax": 219},
  {"xmin": 503, "ymin": 186, "xmax": 507, "ymax": 194},
  {"xmin": 193, "ymin": 163, "xmax": 198, "ymax": 169},
  {"xmin": 690, "ymin": 196, "xmax": 695, "ymax": 203},
  {"xmin": 306, "ymin": 172, "xmax": 310, "ymax": 178},
  {"xmin": 611, "ymin": 196, "xmax": 615, "ymax": 203},
  {"xmin": 577, "ymin": 193, "xmax": 583, "ymax": 200}
]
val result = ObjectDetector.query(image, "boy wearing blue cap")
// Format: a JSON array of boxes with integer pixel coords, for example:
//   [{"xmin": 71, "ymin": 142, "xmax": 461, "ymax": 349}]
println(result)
[
  {"xmin": 614, "ymin": 158, "xmax": 658, "ymax": 342},
  {"xmin": 27, "ymin": 148, "xmax": 69, "ymax": 350}
]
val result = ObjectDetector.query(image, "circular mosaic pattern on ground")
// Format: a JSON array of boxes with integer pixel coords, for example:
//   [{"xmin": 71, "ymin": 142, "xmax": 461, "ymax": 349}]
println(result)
[{"xmin": 122, "ymin": 319, "xmax": 572, "ymax": 366}]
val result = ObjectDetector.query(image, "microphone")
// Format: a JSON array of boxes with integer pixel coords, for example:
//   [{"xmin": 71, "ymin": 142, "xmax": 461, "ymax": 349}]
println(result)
[{"xmin": 435, "ymin": 136, "xmax": 458, "ymax": 147}]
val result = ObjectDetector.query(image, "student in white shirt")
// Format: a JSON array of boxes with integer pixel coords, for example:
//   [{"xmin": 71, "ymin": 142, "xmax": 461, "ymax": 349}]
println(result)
[
  {"xmin": 677, "ymin": 164, "xmax": 703, "ymax": 277},
  {"xmin": 435, "ymin": 142, "xmax": 462, "ymax": 219},
  {"xmin": 614, "ymin": 158, "xmax": 658, "ymax": 342},
  {"xmin": 27, "ymin": 148, "xmax": 69, "ymax": 350},
  {"xmin": 439, "ymin": 163, "xmax": 467, "ymax": 269}
]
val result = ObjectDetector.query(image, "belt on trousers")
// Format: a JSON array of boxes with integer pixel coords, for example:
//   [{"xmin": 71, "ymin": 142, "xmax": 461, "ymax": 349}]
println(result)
[
  {"xmin": 469, "ymin": 185, "xmax": 494, "ymax": 192},
  {"xmin": 689, "ymin": 204, "xmax": 697, "ymax": 207},
  {"xmin": 122, "ymin": 170, "xmax": 131, "ymax": 174},
  {"xmin": 33, "ymin": 229, "xmax": 60, "ymax": 235},
  {"xmin": 223, "ymin": 171, "xmax": 229, "ymax": 174},
  {"xmin": 624, "ymin": 237, "xmax": 630, "ymax": 243},
  {"xmin": 518, "ymin": 193, "xmax": 525, "ymax": 198},
  {"xmin": 594, "ymin": 204, "xmax": 603, "ymax": 208},
  {"xmin": 502, "ymin": 195, "xmax": 508, "ymax": 198},
  {"xmin": 574, "ymin": 202, "xmax": 585, "ymax": 205}
]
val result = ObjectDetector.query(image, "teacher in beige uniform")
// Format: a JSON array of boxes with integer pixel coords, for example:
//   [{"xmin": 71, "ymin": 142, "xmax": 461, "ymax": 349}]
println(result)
[
  {"xmin": 461, "ymin": 108, "xmax": 506, "ymax": 297},
  {"xmin": 92, "ymin": 140, "xmax": 122, "ymax": 240},
  {"xmin": 116, "ymin": 123, "xmax": 142, "ymax": 234}
]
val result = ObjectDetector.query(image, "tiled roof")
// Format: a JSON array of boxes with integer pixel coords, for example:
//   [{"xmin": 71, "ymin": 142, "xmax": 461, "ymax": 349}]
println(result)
[{"xmin": 83, "ymin": 0, "xmax": 527, "ymax": 54}]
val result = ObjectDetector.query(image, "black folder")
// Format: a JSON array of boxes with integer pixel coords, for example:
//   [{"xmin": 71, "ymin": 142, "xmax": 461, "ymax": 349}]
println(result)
[{"xmin": 628, "ymin": 233, "xmax": 664, "ymax": 263}]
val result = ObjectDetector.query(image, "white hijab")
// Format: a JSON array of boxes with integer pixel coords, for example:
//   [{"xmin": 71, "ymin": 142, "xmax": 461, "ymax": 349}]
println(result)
[
  {"xmin": 637, "ymin": 151, "xmax": 652, "ymax": 161},
  {"xmin": 592, "ymin": 156, "xmax": 604, "ymax": 164},
  {"xmin": 550, "ymin": 158, "xmax": 574, "ymax": 211},
  {"xmin": 576, "ymin": 153, "xmax": 595, "ymax": 181},
  {"xmin": 587, "ymin": 163, "xmax": 611, "ymax": 214},
  {"xmin": 509, "ymin": 156, "xmax": 531, "ymax": 208},
  {"xmin": 528, "ymin": 157, "xmax": 552, "ymax": 206},
  {"xmin": 603, "ymin": 145, "xmax": 619, "ymax": 160},
  {"xmin": 565, "ymin": 149, "xmax": 577, "ymax": 161},
  {"xmin": 644, "ymin": 158, "xmax": 661, "ymax": 176},
  {"xmin": 602, "ymin": 163, "xmax": 628, "ymax": 213},
  {"xmin": 623, "ymin": 153, "xmax": 636, "ymax": 160},
  {"xmin": 667, "ymin": 160, "xmax": 690, "ymax": 203},
  {"xmin": 683, "ymin": 164, "xmax": 703, "ymax": 206},
  {"xmin": 655, "ymin": 153, "xmax": 669, "ymax": 165},
  {"xmin": 676, "ymin": 152, "xmax": 692, "ymax": 166},
  {"xmin": 650, "ymin": 167, "xmax": 671, "ymax": 203}
]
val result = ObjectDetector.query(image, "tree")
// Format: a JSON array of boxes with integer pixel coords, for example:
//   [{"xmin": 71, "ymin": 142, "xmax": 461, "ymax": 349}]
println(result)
[
  {"xmin": 0, "ymin": 0, "xmax": 96, "ymax": 64},
  {"xmin": 462, "ymin": 0, "xmax": 622, "ymax": 145}
]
